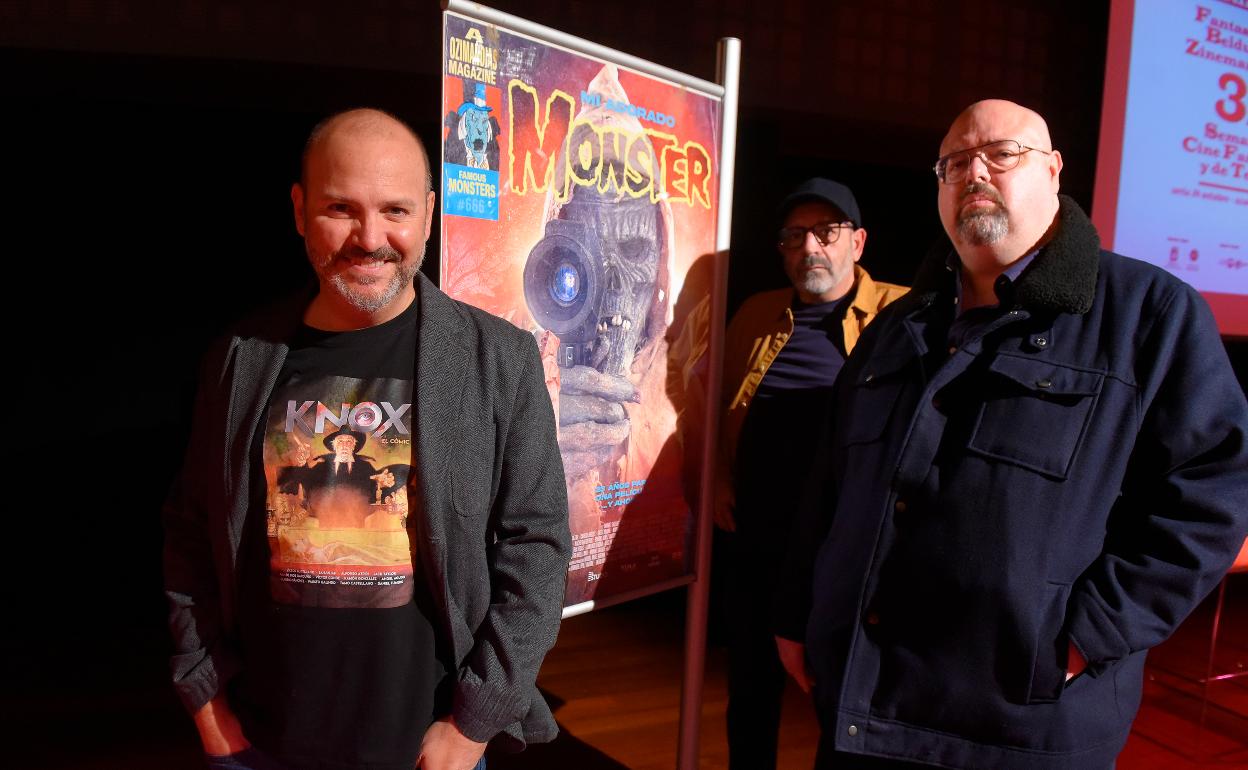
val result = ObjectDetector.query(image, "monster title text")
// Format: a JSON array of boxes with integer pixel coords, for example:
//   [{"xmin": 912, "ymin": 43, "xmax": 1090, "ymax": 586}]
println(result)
[{"xmin": 507, "ymin": 80, "xmax": 713, "ymax": 208}]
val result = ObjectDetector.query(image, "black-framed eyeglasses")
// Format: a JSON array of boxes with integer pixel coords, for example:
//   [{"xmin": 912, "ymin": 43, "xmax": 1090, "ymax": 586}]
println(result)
[
  {"xmin": 933, "ymin": 139, "xmax": 1053, "ymax": 184},
  {"xmin": 777, "ymin": 222, "xmax": 854, "ymax": 249}
]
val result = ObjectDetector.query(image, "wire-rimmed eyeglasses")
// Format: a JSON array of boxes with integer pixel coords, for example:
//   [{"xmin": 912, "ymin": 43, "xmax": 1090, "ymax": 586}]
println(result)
[{"xmin": 933, "ymin": 139, "xmax": 1053, "ymax": 185}]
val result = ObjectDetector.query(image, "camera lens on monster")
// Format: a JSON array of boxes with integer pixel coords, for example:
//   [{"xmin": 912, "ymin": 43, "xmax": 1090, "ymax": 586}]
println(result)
[{"xmin": 551, "ymin": 261, "xmax": 581, "ymax": 306}]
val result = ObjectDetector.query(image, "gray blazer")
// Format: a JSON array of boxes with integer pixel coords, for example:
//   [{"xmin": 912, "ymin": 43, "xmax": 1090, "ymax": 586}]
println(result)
[{"xmin": 163, "ymin": 274, "xmax": 571, "ymax": 749}]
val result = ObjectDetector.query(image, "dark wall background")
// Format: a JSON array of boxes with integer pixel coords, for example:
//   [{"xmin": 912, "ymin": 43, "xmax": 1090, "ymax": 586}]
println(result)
[{"xmin": 3, "ymin": 1, "xmax": 1242, "ymax": 766}]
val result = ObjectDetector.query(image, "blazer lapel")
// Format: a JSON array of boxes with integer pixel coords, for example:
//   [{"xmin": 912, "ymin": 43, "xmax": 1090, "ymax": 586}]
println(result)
[
  {"xmin": 224, "ymin": 333, "xmax": 290, "ymax": 563},
  {"xmin": 222, "ymin": 290, "xmax": 309, "ymax": 568},
  {"xmin": 413, "ymin": 276, "xmax": 470, "ymax": 542}
]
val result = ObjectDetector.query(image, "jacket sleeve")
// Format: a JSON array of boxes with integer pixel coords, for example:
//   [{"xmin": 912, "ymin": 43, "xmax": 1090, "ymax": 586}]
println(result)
[
  {"xmin": 1065, "ymin": 284, "xmax": 1248, "ymax": 669},
  {"xmin": 162, "ymin": 337, "xmax": 241, "ymax": 714},
  {"xmin": 452, "ymin": 337, "xmax": 571, "ymax": 742},
  {"xmin": 715, "ymin": 302, "xmax": 767, "ymax": 527}
]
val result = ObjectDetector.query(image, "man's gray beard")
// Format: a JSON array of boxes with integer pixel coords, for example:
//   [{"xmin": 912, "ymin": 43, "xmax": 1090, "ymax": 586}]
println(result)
[
  {"xmin": 325, "ymin": 244, "xmax": 425, "ymax": 314},
  {"xmin": 957, "ymin": 207, "xmax": 1009, "ymax": 246},
  {"xmin": 798, "ymin": 271, "xmax": 834, "ymax": 298},
  {"xmin": 795, "ymin": 256, "xmax": 849, "ymax": 300}
]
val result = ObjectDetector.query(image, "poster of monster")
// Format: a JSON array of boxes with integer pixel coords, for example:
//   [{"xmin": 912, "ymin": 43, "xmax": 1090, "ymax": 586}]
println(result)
[{"xmin": 440, "ymin": 11, "xmax": 721, "ymax": 609}]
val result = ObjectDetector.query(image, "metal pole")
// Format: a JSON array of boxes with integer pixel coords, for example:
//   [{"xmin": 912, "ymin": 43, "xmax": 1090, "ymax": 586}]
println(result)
[{"xmin": 676, "ymin": 35, "xmax": 741, "ymax": 770}]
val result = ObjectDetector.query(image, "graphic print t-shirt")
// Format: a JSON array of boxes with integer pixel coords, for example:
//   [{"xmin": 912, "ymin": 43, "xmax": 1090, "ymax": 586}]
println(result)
[
  {"xmin": 266, "ymin": 371, "xmax": 415, "ymax": 608},
  {"xmin": 235, "ymin": 298, "xmax": 446, "ymax": 770}
]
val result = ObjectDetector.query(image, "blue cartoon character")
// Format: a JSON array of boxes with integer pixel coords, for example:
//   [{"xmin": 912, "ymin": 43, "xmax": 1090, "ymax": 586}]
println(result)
[{"xmin": 444, "ymin": 82, "xmax": 501, "ymax": 170}]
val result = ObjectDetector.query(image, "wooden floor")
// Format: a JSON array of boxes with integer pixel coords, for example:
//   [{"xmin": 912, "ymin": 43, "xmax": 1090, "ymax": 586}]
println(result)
[
  {"xmin": 489, "ymin": 589, "xmax": 820, "ymax": 770},
  {"xmin": 492, "ymin": 579, "xmax": 1248, "ymax": 769},
  {"xmin": 7, "ymin": 574, "xmax": 1244, "ymax": 769}
]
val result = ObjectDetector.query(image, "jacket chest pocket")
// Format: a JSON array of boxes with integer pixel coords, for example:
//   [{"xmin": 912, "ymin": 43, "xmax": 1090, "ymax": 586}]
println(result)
[
  {"xmin": 841, "ymin": 354, "xmax": 913, "ymax": 447},
  {"xmin": 967, "ymin": 355, "xmax": 1103, "ymax": 480}
]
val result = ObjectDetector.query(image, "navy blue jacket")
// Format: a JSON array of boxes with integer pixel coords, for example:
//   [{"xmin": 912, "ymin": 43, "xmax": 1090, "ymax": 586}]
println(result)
[{"xmin": 777, "ymin": 197, "xmax": 1248, "ymax": 769}]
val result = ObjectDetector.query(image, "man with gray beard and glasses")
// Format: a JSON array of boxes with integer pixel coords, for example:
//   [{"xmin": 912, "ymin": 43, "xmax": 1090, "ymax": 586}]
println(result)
[
  {"xmin": 715, "ymin": 177, "xmax": 906, "ymax": 770},
  {"xmin": 774, "ymin": 100, "xmax": 1248, "ymax": 769},
  {"xmin": 163, "ymin": 108, "xmax": 570, "ymax": 770}
]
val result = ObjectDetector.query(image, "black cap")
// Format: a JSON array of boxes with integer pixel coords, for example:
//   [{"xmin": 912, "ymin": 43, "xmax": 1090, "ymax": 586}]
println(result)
[{"xmin": 777, "ymin": 177, "xmax": 862, "ymax": 228}]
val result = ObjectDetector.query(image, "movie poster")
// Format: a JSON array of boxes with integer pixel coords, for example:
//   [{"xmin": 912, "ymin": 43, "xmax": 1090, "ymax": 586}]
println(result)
[{"xmin": 440, "ymin": 11, "xmax": 721, "ymax": 609}]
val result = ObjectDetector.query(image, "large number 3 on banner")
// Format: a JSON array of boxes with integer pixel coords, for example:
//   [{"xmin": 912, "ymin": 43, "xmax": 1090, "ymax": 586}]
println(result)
[{"xmin": 1216, "ymin": 72, "xmax": 1246, "ymax": 124}]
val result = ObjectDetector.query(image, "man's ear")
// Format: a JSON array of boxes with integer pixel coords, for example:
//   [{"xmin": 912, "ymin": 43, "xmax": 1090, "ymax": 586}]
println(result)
[
  {"xmin": 1048, "ymin": 150, "xmax": 1064, "ymax": 193},
  {"xmin": 423, "ymin": 190, "xmax": 436, "ymax": 241},
  {"xmin": 851, "ymin": 227, "xmax": 867, "ymax": 263},
  {"xmin": 292, "ymin": 183, "xmax": 306, "ymax": 236}
]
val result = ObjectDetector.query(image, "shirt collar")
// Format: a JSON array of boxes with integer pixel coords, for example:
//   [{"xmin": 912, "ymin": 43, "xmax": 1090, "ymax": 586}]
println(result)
[{"xmin": 949, "ymin": 248, "xmax": 1040, "ymax": 312}]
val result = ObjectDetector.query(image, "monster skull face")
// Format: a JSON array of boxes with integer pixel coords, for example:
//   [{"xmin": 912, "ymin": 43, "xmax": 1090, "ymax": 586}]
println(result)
[
  {"xmin": 457, "ymin": 107, "xmax": 493, "ymax": 168},
  {"xmin": 559, "ymin": 187, "xmax": 660, "ymax": 377}
]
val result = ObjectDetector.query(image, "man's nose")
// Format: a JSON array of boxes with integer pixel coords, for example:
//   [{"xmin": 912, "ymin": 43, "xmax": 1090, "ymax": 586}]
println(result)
[
  {"xmin": 968, "ymin": 154, "xmax": 992, "ymax": 183},
  {"xmin": 353, "ymin": 213, "xmax": 387, "ymax": 252},
  {"xmin": 804, "ymin": 229, "xmax": 825, "ymax": 253}
]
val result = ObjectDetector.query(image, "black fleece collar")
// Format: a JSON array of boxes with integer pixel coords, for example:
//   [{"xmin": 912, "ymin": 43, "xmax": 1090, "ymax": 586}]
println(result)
[{"xmin": 913, "ymin": 194, "xmax": 1101, "ymax": 315}]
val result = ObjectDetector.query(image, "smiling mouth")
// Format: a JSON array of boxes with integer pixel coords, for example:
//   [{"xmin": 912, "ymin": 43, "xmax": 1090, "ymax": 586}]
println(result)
[{"xmin": 335, "ymin": 250, "xmax": 399, "ymax": 271}]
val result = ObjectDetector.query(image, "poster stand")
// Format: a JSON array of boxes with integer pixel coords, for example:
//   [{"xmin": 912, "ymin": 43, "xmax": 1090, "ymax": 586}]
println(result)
[
  {"xmin": 677, "ymin": 34, "xmax": 740, "ymax": 770},
  {"xmin": 441, "ymin": 2, "xmax": 739, "ymax": 764}
]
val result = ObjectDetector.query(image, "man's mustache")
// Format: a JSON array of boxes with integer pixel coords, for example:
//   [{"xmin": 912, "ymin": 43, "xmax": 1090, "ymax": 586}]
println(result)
[
  {"xmin": 334, "ymin": 245, "xmax": 403, "ymax": 263},
  {"xmin": 959, "ymin": 182, "xmax": 1005, "ymax": 208}
]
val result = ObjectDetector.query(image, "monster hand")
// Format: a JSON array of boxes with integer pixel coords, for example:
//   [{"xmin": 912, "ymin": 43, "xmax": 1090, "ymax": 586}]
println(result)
[{"xmin": 558, "ymin": 364, "xmax": 639, "ymax": 479}]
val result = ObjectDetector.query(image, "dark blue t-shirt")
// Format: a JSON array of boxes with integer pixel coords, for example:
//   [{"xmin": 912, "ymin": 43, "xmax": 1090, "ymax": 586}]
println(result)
[{"xmin": 734, "ymin": 294, "xmax": 851, "ymax": 541}]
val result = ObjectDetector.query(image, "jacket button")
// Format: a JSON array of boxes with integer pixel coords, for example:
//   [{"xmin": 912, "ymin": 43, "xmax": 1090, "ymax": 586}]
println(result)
[
  {"xmin": 1034, "ymin": 336, "xmax": 1048, "ymax": 347},
  {"xmin": 848, "ymin": 725, "xmax": 859, "ymax": 737},
  {"xmin": 866, "ymin": 611, "xmax": 881, "ymax": 626},
  {"xmin": 894, "ymin": 499, "xmax": 907, "ymax": 513},
  {"xmin": 1036, "ymin": 379, "xmax": 1053, "ymax": 389},
  {"xmin": 947, "ymin": 345, "xmax": 957, "ymax": 355}
]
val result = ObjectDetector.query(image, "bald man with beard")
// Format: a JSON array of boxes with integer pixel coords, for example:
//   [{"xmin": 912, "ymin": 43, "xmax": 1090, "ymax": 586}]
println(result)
[
  {"xmin": 773, "ymin": 100, "xmax": 1248, "ymax": 769},
  {"xmin": 163, "ymin": 109, "xmax": 570, "ymax": 770}
]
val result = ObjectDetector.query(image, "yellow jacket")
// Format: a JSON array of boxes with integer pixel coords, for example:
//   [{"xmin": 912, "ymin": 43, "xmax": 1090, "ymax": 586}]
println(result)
[{"xmin": 717, "ymin": 265, "xmax": 908, "ymax": 528}]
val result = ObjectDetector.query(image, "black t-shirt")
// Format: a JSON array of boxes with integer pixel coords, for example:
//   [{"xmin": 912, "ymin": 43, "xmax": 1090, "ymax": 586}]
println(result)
[{"xmin": 234, "ymin": 297, "xmax": 447, "ymax": 770}]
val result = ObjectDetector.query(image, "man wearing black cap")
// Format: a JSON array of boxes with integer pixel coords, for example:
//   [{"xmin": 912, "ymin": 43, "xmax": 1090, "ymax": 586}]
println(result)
[{"xmin": 715, "ymin": 178, "xmax": 907, "ymax": 769}]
